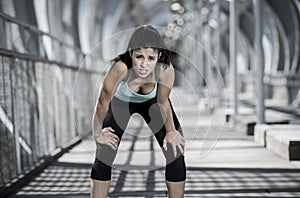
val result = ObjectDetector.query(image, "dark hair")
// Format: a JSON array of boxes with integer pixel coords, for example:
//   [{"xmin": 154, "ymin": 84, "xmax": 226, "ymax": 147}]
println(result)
[{"xmin": 113, "ymin": 25, "xmax": 170, "ymax": 70}]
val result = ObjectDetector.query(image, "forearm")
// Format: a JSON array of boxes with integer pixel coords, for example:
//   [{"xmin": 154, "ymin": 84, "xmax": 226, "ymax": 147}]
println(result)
[
  {"xmin": 92, "ymin": 60, "xmax": 127, "ymax": 137},
  {"xmin": 160, "ymin": 99, "xmax": 185, "ymax": 157},
  {"xmin": 159, "ymin": 100, "xmax": 176, "ymax": 133},
  {"xmin": 92, "ymin": 100, "xmax": 109, "ymax": 136}
]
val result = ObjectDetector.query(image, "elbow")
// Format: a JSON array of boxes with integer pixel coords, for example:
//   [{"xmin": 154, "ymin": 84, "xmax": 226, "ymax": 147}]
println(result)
[
  {"xmin": 157, "ymin": 98, "xmax": 171, "ymax": 116},
  {"xmin": 96, "ymin": 99, "xmax": 109, "ymax": 112},
  {"xmin": 157, "ymin": 97, "xmax": 170, "ymax": 107}
]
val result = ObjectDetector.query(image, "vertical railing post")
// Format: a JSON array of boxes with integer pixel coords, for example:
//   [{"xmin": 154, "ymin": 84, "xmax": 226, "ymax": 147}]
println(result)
[
  {"xmin": 195, "ymin": 0, "xmax": 204, "ymax": 95},
  {"xmin": 253, "ymin": 0, "xmax": 265, "ymax": 123},
  {"xmin": 230, "ymin": 0, "xmax": 238, "ymax": 115},
  {"xmin": 11, "ymin": 59, "xmax": 22, "ymax": 175},
  {"xmin": 215, "ymin": 0, "xmax": 222, "ymax": 106}
]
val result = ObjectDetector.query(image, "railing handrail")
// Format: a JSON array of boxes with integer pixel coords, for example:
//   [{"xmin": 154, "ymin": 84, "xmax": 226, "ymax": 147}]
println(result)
[
  {"xmin": 0, "ymin": 12, "xmax": 104, "ymax": 74},
  {"xmin": 0, "ymin": 11, "xmax": 83, "ymax": 54},
  {"xmin": 0, "ymin": 47, "xmax": 102, "ymax": 74}
]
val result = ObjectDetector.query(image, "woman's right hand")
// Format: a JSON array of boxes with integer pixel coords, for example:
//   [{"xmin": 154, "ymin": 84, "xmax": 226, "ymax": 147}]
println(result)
[{"xmin": 94, "ymin": 127, "xmax": 120, "ymax": 150}]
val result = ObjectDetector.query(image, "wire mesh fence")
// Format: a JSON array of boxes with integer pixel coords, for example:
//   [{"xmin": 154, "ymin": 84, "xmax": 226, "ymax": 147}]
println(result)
[
  {"xmin": 0, "ymin": 54, "xmax": 97, "ymax": 189},
  {"xmin": 0, "ymin": 8, "xmax": 99, "ymax": 191}
]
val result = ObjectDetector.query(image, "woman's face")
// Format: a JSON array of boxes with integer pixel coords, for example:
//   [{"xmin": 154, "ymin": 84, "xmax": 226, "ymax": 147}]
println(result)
[{"xmin": 131, "ymin": 48, "xmax": 160, "ymax": 78}]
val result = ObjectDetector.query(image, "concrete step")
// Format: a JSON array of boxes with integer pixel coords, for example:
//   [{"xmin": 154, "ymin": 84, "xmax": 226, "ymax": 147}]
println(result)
[
  {"xmin": 227, "ymin": 114, "xmax": 289, "ymax": 135},
  {"xmin": 254, "ymin": 124, "xmax": 300, "ymax": 147},
  {"xmin": 265, "ymin": 127, "xmax": 300, "ymax": 160}
]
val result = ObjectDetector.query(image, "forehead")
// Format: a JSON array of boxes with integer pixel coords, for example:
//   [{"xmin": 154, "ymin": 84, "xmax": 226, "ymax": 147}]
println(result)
[{"xmin": 133, "ymin": 48, "xmax": 158, "ymax": 55}]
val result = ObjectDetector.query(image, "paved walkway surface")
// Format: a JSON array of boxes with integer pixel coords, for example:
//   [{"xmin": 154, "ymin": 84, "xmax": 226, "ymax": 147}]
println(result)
[{"xmin": 10, "ymin": 88, "xmax": 300, "ymax": 197}]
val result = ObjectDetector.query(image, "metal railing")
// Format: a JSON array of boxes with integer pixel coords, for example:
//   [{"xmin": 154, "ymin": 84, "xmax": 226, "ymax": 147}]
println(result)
[{"xmin": 0, "ymin": 11, "xmax": 99, "ymax": 194}]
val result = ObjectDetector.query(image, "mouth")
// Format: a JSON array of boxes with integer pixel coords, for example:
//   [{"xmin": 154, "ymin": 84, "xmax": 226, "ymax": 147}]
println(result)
[{"xmin": 138, "ymin": 69, "xmax": 148, "ymax": 75}]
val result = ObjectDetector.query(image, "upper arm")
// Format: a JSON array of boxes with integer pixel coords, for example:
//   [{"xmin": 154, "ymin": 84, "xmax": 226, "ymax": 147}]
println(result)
[
  {"xmin": 157, "ymin": 64, "xmax": 175, "ymax": 103},
  {"xmin": 98, "ymin": 61, "xmax": 128, "ymax": 103}
]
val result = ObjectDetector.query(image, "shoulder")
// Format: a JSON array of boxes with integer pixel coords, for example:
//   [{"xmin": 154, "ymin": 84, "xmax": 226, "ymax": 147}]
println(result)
[
  {"xmin": 103, "ymin": 60, "xmax": 128, "ymax": 84},
  {"xmin": 158, "ymin": 63, "xmax": 174, "ymax": 81},
  {"xmin": 157, "ymin": 63, "xmax": 175, "ymax": 90},
  {"xmin": 110, "ymin": 60, "xmax": 128, "ymax": 75}
]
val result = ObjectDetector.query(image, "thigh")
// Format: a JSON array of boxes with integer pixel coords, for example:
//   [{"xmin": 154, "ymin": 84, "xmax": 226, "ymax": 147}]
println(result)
[
  {"xmin": 104, "ymin": 97, "xmax": 132, "ymax": 137},
  {"xmin": 95, "ymin": 97, "xmax": 132, "ymax": 162},
  {"xmin": 140, "ymin": 98, "xmax": 183, "ymax": 147},
  {"xmin": 142, "ymin": 99, "xmax": 184, "ymax": 163},
  {"xmin": 139, "ymin": 99, "xmax": 186, "ymax": 181}
]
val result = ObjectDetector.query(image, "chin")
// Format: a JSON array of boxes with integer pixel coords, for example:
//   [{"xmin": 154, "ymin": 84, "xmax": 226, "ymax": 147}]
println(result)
[
  {"xmin": 134, "ymin": 70, "xmax": 151, "ymax": 78},
  {"xmin": 137, "ymin": 73, "xmax": 150, "ymax": 78}
]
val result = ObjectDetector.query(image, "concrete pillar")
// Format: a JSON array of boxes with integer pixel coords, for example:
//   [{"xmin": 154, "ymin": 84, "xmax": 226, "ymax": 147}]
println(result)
[
  {"xmin": 215, "ymin": 0, "xmax": 222, "ymax": 106},
  {"xmin": 253, "ymin": 0, "xmax": 265, "ymax": 123},
  {"xmin": 230, "ymin": 0, "xmax": 238, "ymax": 115}
]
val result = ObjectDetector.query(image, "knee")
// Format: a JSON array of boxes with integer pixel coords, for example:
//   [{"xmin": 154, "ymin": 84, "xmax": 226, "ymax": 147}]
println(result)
[
  {"xmin": 165, "ymin": 156, "xmax": 186, "ymax": 182},
  {"xmin": 95, "ymin": 143, "xmax": 117, "ymax": 164},
  {"xmin": 91, "ymin": 159, "xmax": 112, "ymax": 181},
  {"xmin": 92, "ymin": 143, "xmax": 117, "ymax": 181}
]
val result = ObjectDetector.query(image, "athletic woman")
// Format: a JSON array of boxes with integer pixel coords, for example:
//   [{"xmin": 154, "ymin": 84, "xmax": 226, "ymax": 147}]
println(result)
[{"xmin": 90, "ymin": 25, "xmax": 186, "ymax": 198}]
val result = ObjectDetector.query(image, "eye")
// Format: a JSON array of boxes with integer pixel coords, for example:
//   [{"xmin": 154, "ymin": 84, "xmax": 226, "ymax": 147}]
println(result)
[
  {"xmin": 135, "ymin": 55, "xmax": 143, "ymax": 59},
  {"xmin": 149, "ymin": 56, "xmax": 156, "ymax": 61}
]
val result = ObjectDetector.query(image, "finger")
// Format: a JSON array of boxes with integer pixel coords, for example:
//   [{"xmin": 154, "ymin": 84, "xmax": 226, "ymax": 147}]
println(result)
[
  {"xmin": 109, "ymin": 138, "xmax": 117, "ymax": 145},
  {"xmin": 180, "ymin": 139, "xmax": 185, "ymax": 147},
  {"xmin": 110, "ymin": 138, "xmax": 119, "ymax": 146},
  {"xmin": 172, "ymin": 144, "xmax": 177, "ymax": 157},
  {"xmin": 106, "ymin": 141, "xmax": 117, "ymax": 150},
  {"xmin": 163, "ymin": 140, "xmax": 167, "ymax": 151},
  {"xmin": 107, "ymin": 127, "xmax": 115, "ymax": 132},
  {"xmin": 109, "ymin": 133, "xmax": 120, "ymax": 141},
  {"xmin": 102, "ymin": 127, "xmax": 113, "ymax": 133},
  {"xmin": 178, "ymin": 144, "xmax": 184, "ymax": 155},
  {"xmin": 110, "ymin": 136, "xmax": 120, "ymax": 143},
  {"xmin": 111, "ymin": 141, "xmax": 118, "ymax": 150},
  {"xmin": 102, "ymin": 128, "xmax": 111, "ymax": 135}
]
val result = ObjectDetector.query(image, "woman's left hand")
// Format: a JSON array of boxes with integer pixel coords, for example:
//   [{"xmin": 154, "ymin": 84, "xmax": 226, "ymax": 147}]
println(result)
[{"xmin": 163, "ymin": 130, "xmax": 185, "ymax": 157}]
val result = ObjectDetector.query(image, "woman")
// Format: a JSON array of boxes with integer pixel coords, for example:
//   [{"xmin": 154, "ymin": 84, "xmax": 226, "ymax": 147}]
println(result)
[{"xmin": 90, "ymin": 25, "xmax": 186, "ymax": 198}]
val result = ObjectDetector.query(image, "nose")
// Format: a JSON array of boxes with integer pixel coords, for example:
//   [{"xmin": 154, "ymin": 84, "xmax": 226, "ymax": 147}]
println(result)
[{"xmin": 141, "ymin": 59, "xmax": 148, "ymax": 67}]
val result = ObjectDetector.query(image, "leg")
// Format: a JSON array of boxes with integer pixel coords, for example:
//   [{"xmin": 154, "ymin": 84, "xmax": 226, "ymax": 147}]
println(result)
[
  {"xmin": 166, "ymin": 181, "xmax": 185, "ymax": 198},
  {"xmin": 90, "ymin": 151, "xmax": 115, "ymax": 198},
  {"xmin": 90, "ymin": 179, "xmax": 110, "ymax": 198},
  {"xmin": 165, "ymin": 157, "xmax": 186, "ymax": 198},
  {"xmin": 140, "ymin": 99, "xmax": 186, "ymax": 197},
  {"xmin": 90, "ymin": 98, "xmax": 132, "ymax": 197}
]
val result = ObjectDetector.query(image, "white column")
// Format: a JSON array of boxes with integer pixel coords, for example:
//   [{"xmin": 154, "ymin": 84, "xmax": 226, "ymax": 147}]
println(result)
[
  {"xmin": 253, "ymin": 0, "xmax": 265, "ymax": 123},
  {"xmin": 230, "ymin": 0, "xmax": 238, "ymax": 115}
]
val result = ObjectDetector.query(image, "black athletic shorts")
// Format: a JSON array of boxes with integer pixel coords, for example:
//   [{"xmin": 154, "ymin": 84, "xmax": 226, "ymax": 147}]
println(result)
[{"xmin": 90, "ymin": 96, "xmax": 186, "ymax": 182}]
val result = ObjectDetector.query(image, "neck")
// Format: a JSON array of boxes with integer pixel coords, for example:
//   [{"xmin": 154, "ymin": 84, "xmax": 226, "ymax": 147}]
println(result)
[{"xmin": 129, "ymin": 71, "xmax": 155, "ymax": 84}]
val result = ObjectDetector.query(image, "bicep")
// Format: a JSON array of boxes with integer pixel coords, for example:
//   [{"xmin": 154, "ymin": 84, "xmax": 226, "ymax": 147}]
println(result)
[
  {"xmin": 97, "ymin": 62, "xmax": 127, "ymax": 103},
  {"xmin": 157, "ymin": 65, "xmax": 175, "ymax": 103}
]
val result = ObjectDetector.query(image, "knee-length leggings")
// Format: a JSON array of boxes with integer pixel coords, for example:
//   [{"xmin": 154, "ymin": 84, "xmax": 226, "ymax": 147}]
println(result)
[{"xmin": 90, "ymin": 96, "xmax": 186, "ymax": 182}]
